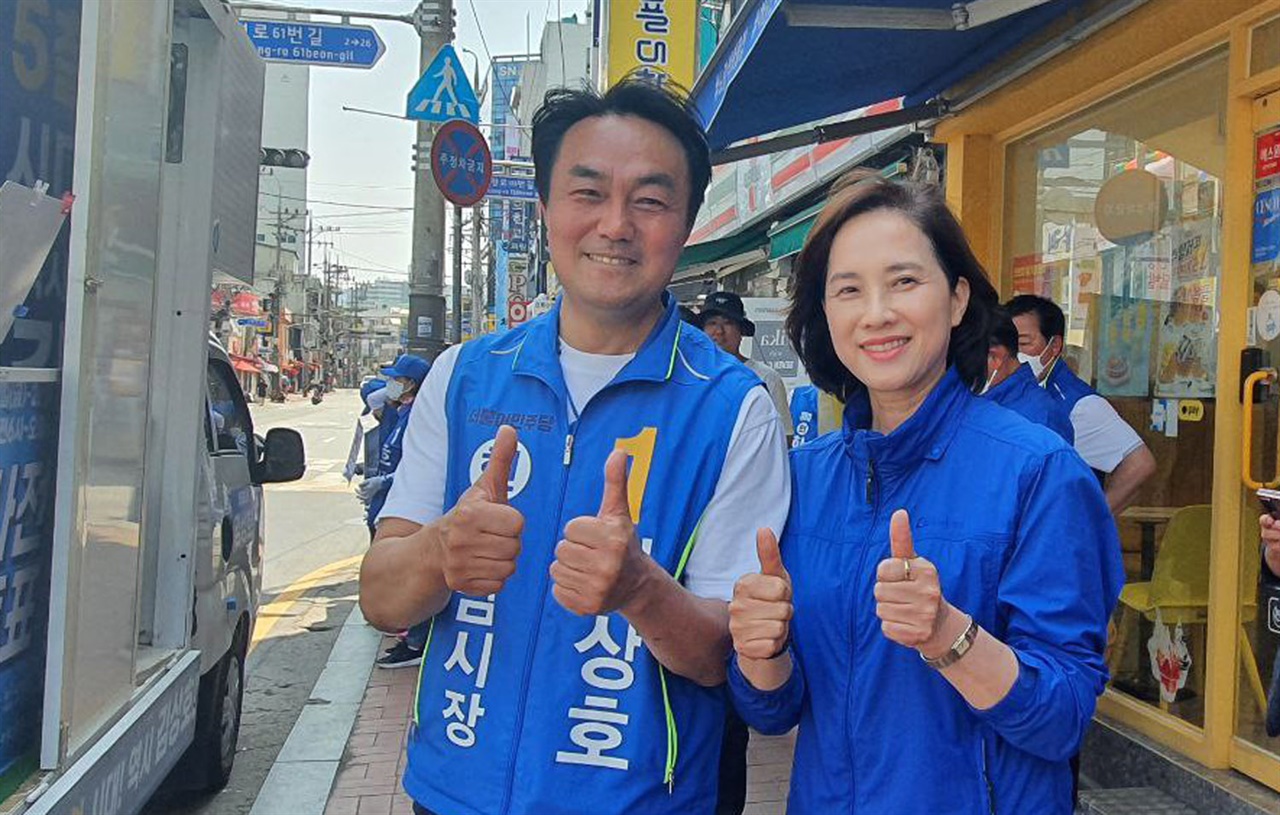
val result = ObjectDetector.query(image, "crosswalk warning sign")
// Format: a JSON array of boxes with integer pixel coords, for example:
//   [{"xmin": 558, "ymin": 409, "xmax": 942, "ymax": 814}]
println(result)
[{"xmin": 406, "ymin": 44, "xmax": 480, "ymax": 124}]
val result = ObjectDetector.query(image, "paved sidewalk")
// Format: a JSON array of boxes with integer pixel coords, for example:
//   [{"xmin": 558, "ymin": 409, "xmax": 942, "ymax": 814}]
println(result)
[{"xmin": 322, "ymin": 633, "xmax": 797, "ymax": 815}]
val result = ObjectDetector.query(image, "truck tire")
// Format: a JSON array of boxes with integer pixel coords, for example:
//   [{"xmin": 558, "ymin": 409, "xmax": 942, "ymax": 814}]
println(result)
[{"xmin": 189, "ymin": 626, "xmax": 247, "ymax": 791}]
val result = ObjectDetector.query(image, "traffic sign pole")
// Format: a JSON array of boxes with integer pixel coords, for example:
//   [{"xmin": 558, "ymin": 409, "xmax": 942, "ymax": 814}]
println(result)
[{"xmin": 408, "ymin": 0, "xmax": 452, "ymax": 361}]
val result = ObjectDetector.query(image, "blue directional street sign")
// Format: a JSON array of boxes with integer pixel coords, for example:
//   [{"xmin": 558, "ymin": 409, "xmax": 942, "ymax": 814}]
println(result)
[
  {"xmin": 241, "ymin": 19, "xmax": 386, "ymax": 69},
  {"xmin": 487, "ymin": 175, "xmax": 538, "ymax": 202},
  {"xmin": 407, "ymin": 44, "xmax": 480, "ymax": 124}
]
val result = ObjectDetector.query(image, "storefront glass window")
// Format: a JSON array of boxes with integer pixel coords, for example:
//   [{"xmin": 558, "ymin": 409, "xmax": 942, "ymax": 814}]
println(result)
[{"xmin": 1004, "ymin": 50, "xmax": 1228, "ymax": 730}]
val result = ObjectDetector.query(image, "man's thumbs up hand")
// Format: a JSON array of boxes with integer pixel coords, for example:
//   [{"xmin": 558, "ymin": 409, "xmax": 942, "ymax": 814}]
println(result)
[
  {"xmin": 729, "ymin": 528, "xmax": 793, "ymax": 662},
  {"xmin": 438, "ymin": 425, "xmax": 526, "ymax": 596},
  {"xmin": 552, "ymin": 449, "xmax": 647, "ymax": 616},
  {"xmin": 874, "ymin": 509, "xmax": 955, "ymax": 655}
]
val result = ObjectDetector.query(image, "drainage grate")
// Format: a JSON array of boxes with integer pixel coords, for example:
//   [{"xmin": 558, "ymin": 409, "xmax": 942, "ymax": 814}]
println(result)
[{"xmin": 1078, "ymin": 787, "xmax": 1199, "ymax": 814}]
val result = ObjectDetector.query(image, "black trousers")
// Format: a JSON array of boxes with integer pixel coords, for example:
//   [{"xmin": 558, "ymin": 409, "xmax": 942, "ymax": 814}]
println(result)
[{"xmin": 716, "ymin": 708, "xmax": 750, "ymax": 815}]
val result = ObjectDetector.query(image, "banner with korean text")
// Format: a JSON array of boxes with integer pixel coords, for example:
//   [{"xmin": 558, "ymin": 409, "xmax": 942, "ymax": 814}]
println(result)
[{"xmin": 605, "ymin": 0, "xmax": 697, "ymax": 89}]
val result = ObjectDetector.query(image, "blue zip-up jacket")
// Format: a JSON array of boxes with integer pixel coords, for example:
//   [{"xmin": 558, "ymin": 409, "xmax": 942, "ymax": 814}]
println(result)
[
  {"xmin": 984, "ymin": 364, "xmax": 1075, "ymax": 444},
  {"xmin": 367, "ymin": 401, "xmax": 412, "ymax": 527},
  {"xmin": 404, "ymin": 297, "xmax": 761, "ymax": 815},
  {"xmin": 729, "ymin": 369, "xmax": 1124, "ymax": 815}
]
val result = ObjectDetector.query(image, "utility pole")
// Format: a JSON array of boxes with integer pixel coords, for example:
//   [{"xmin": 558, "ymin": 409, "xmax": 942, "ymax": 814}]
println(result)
[
  {"xmin": 471, "ymin": 202, "xmax": 483, "ymax": 338},
  {"xmin": 409, "ymin": 0, "xmax": 453, "ymax": 360}
]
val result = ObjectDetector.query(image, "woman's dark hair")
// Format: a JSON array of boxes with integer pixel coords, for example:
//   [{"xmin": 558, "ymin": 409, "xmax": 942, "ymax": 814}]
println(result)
[
  {"xmin": 530, "ymin": 77, "xmax": 712, "ymax": 228},
  {"xmin": 785, "ymin": 171, "xmax": 999, "ymax": 398}
]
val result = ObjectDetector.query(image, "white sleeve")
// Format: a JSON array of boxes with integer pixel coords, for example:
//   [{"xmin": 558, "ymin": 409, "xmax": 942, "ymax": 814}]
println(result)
[
  {"xmin": 1069, "ymin": 394, "xmax": 1145, "ymax": 474},
  {"xmin": 377, "ymin": 344, "xmax": 460, "ymax": 526},
  {"xmin": 681, "ymin": 387, "xmax": 791, "ymax": 602},
  {"xmin": 765, "ymin": 371, "xmax": 795, "ymax": 437}
]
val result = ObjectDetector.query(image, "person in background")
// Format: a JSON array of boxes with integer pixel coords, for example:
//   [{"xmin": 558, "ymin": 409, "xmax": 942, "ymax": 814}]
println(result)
[
  {"xmin": 982, "ymin": 308, "xmax": 1074, "ymax": 443},
  {"xmin": 697, "ymin": 290, "xmax": 794, "ymax": 446},
  {"xmin": 1006, "ymin": 294, "xmax": 1156, "ymax": 514},
  {"xmin": 728, "ymin": 173, "xmax": 1123, "ymax": 814},
  {"xmin": 789, "ymin": 384, "xmax": 820, "ymax": 448},
  {"xmin": 360, "ymin": 354, "xmax": 432, "ymax": 670},
  {"xmin": 345, "ymin": 379, "xmax": 390, "ymax": 485}
]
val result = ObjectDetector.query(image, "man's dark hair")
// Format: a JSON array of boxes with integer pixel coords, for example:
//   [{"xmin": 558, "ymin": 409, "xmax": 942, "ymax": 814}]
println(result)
[
  {"xmin": 989, "ymin": 307, "xmax": 1020, "ymax": 355},
  {"xmin": 1005, "ymin": 294, "xmax": 1065, "ymax": 343},
  {"xmin": 786, "ymin": 171, "xmax": 999, "ymax": 397},
  {"xmin": 530, "ymin": 77, "xmax": 712, "ymax": 228}
]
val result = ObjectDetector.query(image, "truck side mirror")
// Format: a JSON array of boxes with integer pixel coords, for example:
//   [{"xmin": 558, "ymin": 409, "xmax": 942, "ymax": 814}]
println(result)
[{"xmin": 256, "ymin": 428, "xmax": 306, "ymax": 484}]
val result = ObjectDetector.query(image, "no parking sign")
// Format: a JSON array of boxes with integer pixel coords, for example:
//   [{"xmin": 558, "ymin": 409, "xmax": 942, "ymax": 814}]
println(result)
[{"xmin": 431, "ymin": 120, "xmax": 492, "ymax": 206}]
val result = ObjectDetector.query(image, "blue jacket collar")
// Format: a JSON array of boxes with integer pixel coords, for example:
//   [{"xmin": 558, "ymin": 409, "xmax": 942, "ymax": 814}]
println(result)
[
  {"xmin": 985, "ymin": 363, "xmax": 1037, "ymax": 407},
  {"xmin": 508, "ymin": 294, "xmax": 682, "ymax": 396},
  {"xmin": 842, "ymin": 367, "xmax": 972, "ymax": 473}
]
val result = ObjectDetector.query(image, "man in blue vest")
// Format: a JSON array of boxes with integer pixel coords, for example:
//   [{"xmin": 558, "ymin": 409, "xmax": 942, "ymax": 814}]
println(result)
[
  {"xmin": 359, "ymin": 79, "xmax": 789, "ymax": 815},
  {"xmin": 982, "ymin": 309, "xmax": 1074, "ymax": 443},
  {"xmin": 1007, "ymin": 294, "xmax": 1155, "ymax": 513}
]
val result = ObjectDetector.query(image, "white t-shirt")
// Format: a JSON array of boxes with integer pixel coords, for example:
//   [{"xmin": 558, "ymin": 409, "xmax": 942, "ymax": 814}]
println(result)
[
  {"xmin": 1070, "ymin": 393, "xmax": 1145, "ymax": 473},
  {"xmin": 379, "ymin": 341, "xmax": 791, "ymax": 602},
  {"xmin": 744, "ymin": 358, "xmax": 795, "ymax": 438}
]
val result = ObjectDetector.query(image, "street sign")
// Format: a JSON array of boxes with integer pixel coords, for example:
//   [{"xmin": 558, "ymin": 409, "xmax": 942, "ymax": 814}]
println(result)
[
  {"xmin": 407, "ymin": 44, "xmax": 480, "ymax": 123},
  {"xmin": 241, "ymin": 19, "xmax": 386, "ymax": 69},
  {"xmin": 487, "ymin": 175, "xmax": 538, "ymax": 202},
  {"xmin": 237, "ymin": 318, "xmax": 269, "ymax": 328},
  {"xmin": 431, "ymin": 120, "xmax": 492, "ymax": 207}
]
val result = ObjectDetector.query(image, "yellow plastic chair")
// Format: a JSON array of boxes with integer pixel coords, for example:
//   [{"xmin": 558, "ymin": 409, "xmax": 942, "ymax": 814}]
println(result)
[{"xmin": 1111, "ymin": 505, "xmax": 1267, "ymax": 715}]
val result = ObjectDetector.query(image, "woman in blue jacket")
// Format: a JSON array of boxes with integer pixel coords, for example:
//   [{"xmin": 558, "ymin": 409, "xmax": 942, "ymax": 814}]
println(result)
[{"xmin": 727, "ymin": 174, "xmax": 1124, "ymax": 814}]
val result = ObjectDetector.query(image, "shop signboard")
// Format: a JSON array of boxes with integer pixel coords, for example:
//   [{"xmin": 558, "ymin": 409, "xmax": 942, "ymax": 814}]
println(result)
[
  {"xmin": 1258, "ymin": 129, "xmax": 1280, "ymax": 185},
  {"xmin": 604, "ymin": 0, "xmax": 697, "ymax": 89},
  {"xmin": 1253, "ymin": 187, "xmax": 1280, "ymax": 265},
  {"xmin": 741, "ymin": 298, "xmax": 808, "ymax": 391}
]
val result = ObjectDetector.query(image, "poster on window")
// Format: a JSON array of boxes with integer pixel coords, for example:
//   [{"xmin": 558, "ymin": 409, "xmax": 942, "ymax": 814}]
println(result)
[
  {"xmin": 1154, "ymin": 300, "xmax": 1216, "ymax": 398},
  {"xmin": 1171, "ymin": 219, "xmax": 1216, "ymax": 306},
  {"xmin": 741, "ymin": 298, "xmax": 809, "ymax": 391},
  {"xmin": 1096, "ymin": 295, "xmax": 1154, "ymax": 398}
]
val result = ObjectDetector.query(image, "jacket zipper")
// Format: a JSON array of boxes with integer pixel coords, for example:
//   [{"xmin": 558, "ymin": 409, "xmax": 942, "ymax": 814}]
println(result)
[
  {"xmin": 981, "ymin": 737, "xmax": 996, "ymax": 814},
  {"xmin": 498, "ymin": 413, "xmax": 578, "ymax": 814},
  {"xmin": 846, "ymin": 453, "xmax": 878, "ymax": 815}
]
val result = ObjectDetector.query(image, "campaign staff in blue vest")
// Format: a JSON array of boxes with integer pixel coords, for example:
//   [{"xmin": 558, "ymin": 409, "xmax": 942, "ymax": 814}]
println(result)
[
  {"xmin": 358, "ymin": 79, "xmax": 789, "ymax": 815},
  {"xmin": 726, "ymin": 173, "xmax": 1124, "ymax": 814},
  {"xmin": 981, "ymin": 308, "xmax": 1074, "ymax": 443},
  {"xmin": 1006, "ymin": 294, "xmax": 1157, "ymax": 513}
]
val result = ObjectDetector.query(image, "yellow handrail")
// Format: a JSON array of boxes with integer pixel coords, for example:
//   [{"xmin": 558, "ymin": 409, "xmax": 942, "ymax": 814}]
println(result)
[{"xmin": 1242, "ymin": 368, "xmax": 1280, "ymax": 490}]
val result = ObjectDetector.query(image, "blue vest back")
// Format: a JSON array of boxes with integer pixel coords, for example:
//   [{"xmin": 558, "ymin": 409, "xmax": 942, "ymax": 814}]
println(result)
[
  {"xmin": 404, "ymin": 301, "xmax": 760, "ymax": 815},
  {"xmin": 985, "ymin": 365, "xmax": 1075, "ymax": 444},
  {"xmin": 1046, "ymin": 359, "xmax": 1095, "ymax": 413}
]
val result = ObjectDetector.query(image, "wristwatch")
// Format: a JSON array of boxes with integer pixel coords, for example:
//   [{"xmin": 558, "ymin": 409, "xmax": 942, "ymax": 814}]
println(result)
[{"xmin": 920, "ymin": 616, "xmax": 979, "ymax": 670}]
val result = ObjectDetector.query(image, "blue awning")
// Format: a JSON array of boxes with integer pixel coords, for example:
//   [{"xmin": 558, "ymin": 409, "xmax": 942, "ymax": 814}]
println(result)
[{"xmin": 692, "ymin": 0, "xmax": 1091, "ymax": 151}]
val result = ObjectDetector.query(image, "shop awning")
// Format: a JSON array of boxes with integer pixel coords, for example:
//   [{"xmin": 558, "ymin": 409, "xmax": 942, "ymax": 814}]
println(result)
[
  {"xmin": 768, "ymin": 202, "xmax": 825, "ymax": 261},
  {"xmin": 677, "ymin": 228, "xmax": 769, "ymax": 272},
  {"xmin": 230, "ymin": 354, "xmax": 262, "ymax": 374},
  {"xmin": 693, "ymin": 0, "xmax": 1097, "ymax": 151}
]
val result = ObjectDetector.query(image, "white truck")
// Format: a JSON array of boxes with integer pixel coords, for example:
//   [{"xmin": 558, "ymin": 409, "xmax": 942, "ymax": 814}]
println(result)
[{"xmin": 0, "ymin": 1, "xmax": 303, "ymax": 812}]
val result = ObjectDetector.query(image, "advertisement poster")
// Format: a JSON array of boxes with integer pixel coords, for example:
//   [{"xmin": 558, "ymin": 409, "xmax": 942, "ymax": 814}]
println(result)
[
  {"xmin": 1254, "ymin": 187, "xmax": 1280, "ymax": 265},
  {"xmin": 1154, "ymin": 300, "xmax": 1216, "ymax": 398},
  {"xmin": 1172, "ymin": 219, "xmax": 1216, "ymax": 306},
  {"xmin": 741, "ymin": 298, "xmax": 808, "ymax": 391},
  {"xmin": 1095, "ymin": 295, "xmax": 1154, "ymax": 397},
  {"xmin": 1133, "ymin": 235, "xmax": 1173, "ymax": 302}
]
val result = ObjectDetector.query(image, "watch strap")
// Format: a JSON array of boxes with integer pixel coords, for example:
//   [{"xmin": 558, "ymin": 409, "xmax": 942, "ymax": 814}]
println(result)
[{"xmin": 921, "ymin": 616, "xmax": 979, "ymax": 670}]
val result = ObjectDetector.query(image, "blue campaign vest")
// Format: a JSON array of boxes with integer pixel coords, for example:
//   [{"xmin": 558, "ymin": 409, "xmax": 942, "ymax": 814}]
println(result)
[
  {"xmin": 984, "ymin": 364, "xmax": 1075, "ymax": 444},
  {"xmin": 1045, "ymin": 358, "xmax": 1095, "ymax": 413},
  {"xmin": 403, "ymin": 298, "xmax": 761, "ymax": 815},
  {"xmin": 368, "ymin": 402, "xmax": 412, "ymax": 526},
  {"xmin": 789, "ymin": 385, "xmax": 819, "ymax": 448}
]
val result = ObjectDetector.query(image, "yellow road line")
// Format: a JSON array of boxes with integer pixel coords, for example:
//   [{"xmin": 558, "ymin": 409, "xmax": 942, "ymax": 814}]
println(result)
[{"xmin": 250, "ymin": 554, "xmax": 364, "ymax": 653}]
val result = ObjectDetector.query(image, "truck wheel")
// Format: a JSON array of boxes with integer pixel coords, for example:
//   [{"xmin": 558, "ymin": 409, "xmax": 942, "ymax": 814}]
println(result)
[{"xmin": 191, "ymin": 629, "xmax": 246, "ymax": 791}]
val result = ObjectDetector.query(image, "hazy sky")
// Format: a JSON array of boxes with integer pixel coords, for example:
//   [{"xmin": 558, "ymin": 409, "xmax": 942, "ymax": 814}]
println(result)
[{"xmin": 268, "ymin": 0, "xmax": 592, "ymax": 282}]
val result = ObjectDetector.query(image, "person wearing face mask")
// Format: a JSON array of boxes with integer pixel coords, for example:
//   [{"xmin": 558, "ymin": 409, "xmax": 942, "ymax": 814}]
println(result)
[
  {"xmin": 981, "ymin": 309, "xmax": 1073, "ymax": 443},
  {"xmin": 1006, "ymin": 294, "xmax": 1156, "ymax": 514},
  {"xmin": 359, "ymin": 354, "xmax": 431, "ymax": 535}
]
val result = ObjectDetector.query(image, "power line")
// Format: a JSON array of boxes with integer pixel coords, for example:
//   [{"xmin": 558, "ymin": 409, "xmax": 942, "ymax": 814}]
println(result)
[
  {"xmin": 264, "ymin": 191, "xmax": 412, "ymax": 210},
  {"xmin": 468, "ymin": 0, "xmax": 524, "ymax": 128}
]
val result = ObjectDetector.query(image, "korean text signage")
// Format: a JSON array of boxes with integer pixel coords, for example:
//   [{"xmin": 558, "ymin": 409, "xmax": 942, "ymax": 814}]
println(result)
[
  {"xmin": 241, "ymin": 19, "xmax": 385, "ymax": 69},
  {"xmin": 430, "ymin": 120, "xmax": 492, "ymax": 207},
  {"xmin": 605, "ymin": 0, "xmax": 696, "ymax": 88},
  {"xmin": 1259, "ymin": 129, "xmax": 1280, "ymax": 183}
]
